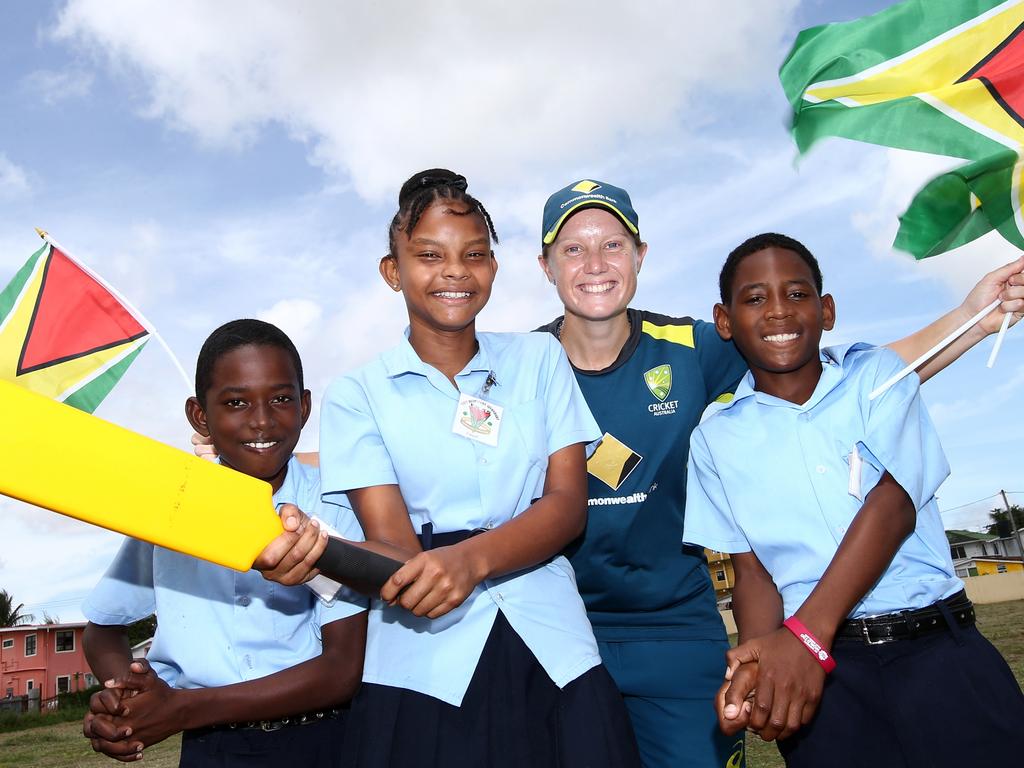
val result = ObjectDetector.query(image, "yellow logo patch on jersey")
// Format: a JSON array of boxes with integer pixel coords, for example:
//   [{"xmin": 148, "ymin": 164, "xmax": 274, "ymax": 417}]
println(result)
[{"xmin": 587, "ymin": 432, "xmax": 643, "ymax": 491}]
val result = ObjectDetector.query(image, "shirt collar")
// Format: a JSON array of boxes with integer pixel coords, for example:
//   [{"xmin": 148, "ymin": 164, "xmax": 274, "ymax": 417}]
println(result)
[
  {"xmin": 271, "ymin": 455, "xmax": 306, "ymax": 507},
  {"xmin": 381, "ymin": 327, "xmax": 492, "ymax": 379},
  {"xmin": 216, "ymin": 454, "xmax": 304, "ymax": 507},
  {"xmin": 725, "ymin": 342, "xmax": 872, "ymax": 412}
]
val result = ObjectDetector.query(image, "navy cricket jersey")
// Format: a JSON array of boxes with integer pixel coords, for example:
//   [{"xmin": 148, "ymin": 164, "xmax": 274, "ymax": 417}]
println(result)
[{"xmin": 538, "ymin": 309, "xmax": 747, "ymax": 641}]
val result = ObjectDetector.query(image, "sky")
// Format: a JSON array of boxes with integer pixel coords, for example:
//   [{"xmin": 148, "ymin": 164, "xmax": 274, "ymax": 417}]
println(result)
[{"xmin": 1, "ymin": 0, "xmax": 1021, "ymax": 623}]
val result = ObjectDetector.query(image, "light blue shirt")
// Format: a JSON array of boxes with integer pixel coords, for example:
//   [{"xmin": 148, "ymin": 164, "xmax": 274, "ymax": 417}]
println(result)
[
  {"xmin": 684, "ymin": 344, "xmax": 961, "ymax": 619},
  {"xmin": 320, "ymin": 331, "xmax": 603, "ymax": 706},
  {"xmin": 83, "ymin": 457, "xmax": 367, "ymax": 689}
]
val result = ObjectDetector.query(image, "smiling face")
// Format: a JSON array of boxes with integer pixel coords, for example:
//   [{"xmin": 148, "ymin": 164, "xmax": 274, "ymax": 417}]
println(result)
[
  {"xmin": 382, "ymin": 200, "xmax": 497, "ymax": 336},
  {"xmin": 186, "ymin": 343, "xmax": 310, "ymax": 491},
  {"xmin": 713, "ymin": 246, "xmax": 835, "ymax": 401},
  {"xmin": 538, "ymin": 207, "xmax": 647, "ymax": 322}
]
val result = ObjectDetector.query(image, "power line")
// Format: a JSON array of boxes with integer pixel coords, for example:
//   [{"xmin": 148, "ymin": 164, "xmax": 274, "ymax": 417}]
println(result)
[{"xmin": 939, "ymin": 493, "xmax": 1000, "ymax": 515}]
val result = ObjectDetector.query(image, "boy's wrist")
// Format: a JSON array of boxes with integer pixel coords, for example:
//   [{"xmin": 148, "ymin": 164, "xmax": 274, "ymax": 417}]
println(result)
[
  {"xmin": 782, "ymin": 617, "xmax": 836, "ymax": 673},
  {"xmin": 792, "ymin": 609, "xmax": 838, "ymax": 650}
]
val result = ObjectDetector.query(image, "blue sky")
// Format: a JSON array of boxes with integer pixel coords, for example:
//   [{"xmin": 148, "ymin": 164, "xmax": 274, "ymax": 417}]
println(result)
[{"xmin": 1, "ymin": 0, "xmax": 1021, "ymax": 623}]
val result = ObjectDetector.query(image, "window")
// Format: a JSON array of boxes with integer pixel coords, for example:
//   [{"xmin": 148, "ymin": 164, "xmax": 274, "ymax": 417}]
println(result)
[
  {"xmin": 4, "ymin": 688, "xmax": 11, "ymax": 699},
  {"xmin": 715, "ymin": 570, "xmax": 726, "ymax": 582},
  {"xmin": 55, "ymin": 630, "xmax": 74, "ymax": 653},
  {"xmin": 26, "ymin": 680, "xmax": 34, "ymax": 692},
  {"xmin": 1, "ymin": 638, "xmax": 12, "ymax": 650},
  {"xmin": 84, "ymin": 673, "xmax": 97, "ymax": 688},
  {"xmin": 24, "ymin": 634, "xmax": 36, "ymax": 657},
  {"xmin": 997, "ymin": 563, "xmax": 1008, "ymax": 574},
  {"xmin": 56, "ymin": 676, "xmax": 70, "ymax": 695},
  {"xmin": 968, "ymin": 567, "xmax": 979, "ymax": 577},
  {"xmin": 950, "ymin": 545, "xmax": 966, "ymax": 559}
]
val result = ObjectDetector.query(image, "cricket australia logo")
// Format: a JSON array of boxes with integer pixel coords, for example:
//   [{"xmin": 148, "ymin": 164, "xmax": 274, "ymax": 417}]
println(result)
[{"xmin": 644, "ymin": 364, "xmax": 678, "ymax": 416}]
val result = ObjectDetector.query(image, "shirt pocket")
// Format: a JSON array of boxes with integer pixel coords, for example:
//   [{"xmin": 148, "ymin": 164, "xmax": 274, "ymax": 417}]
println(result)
[
  {"xmin": 839, "ymin": 440, "xmax": 883, "ymax": 501},
  {"xmin": 505, "ymin": 397, "xmax": 548, "ymax": 468}
]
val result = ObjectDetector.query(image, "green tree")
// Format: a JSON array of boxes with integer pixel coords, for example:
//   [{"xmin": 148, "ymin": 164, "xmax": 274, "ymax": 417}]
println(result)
[
  {"xmin": 0, "ymin": 589, "xmax": 33, "ymax": 627},
  {"xmin": 986, "ymin": 505, "xmax": 1024, "ymax": 536},
  {"xmin": 126, "ymin": 615, "xmax": 157, "ymax": 647}
]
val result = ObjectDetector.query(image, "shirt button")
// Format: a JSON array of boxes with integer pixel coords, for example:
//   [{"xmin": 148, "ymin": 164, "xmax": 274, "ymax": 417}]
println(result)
[
  {"xmin": 238, "ymin": 596, "xmax": 251, "ymax": 607},
  {"xmin": 479, "ymin": 457, "xmax": 488, "ymax": 465},
  {"xmin": 816, "ymin": 465, "xmax": 827, "ymax": 474},
  {"xmin": 837, "ymin": 525, "xmax": 847, "ymax": 535}
]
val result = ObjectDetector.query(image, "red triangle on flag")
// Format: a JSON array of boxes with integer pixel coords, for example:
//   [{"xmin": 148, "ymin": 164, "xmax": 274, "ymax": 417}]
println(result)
[
  {"xmin": 18, "ymin": 246, "xmax": 148, "ymax": 375},
  {"xmin": 960, "ymin": 21, "xmax": 1024, "ymax": 128}
]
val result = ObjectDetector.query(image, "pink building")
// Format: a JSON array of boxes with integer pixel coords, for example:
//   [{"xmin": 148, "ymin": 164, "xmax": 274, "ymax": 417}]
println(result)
[{"xmin": 0, "ymin": 622, "xmax": 95, "ymax": 699}]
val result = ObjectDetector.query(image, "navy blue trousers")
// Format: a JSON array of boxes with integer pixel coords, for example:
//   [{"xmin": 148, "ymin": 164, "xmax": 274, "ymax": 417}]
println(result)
[
  {"xmin": 179, "ymin": 714, "xmax": 347, "ymax": 768},
  {"xmin": 778, "ymin": 621, "xmax": 1024, "ymax": 768}
]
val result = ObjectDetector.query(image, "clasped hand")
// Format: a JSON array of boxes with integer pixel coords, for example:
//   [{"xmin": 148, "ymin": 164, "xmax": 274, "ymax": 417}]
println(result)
[
  {"xmin": 83, "ymin": 660, "xmax": 180, "ymax": 762},
  {"xmin": 716, "ymin": 628, "xmax": 826, "ymax": 742}
]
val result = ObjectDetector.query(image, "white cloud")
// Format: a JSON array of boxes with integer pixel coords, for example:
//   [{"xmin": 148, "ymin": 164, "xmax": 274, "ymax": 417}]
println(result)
[
  {"xmin": 21, "ymin": 68, "xmax": 94, "ymax": 104},
  {"xmin": 54, "ymin": 0, "xmax": 800, "ymax": 202},
  {"xmin": 0, "ymin": 153, "xmax": 30, "ymax": 198},
  {"xmin": 258, "ymin": 298, "xmax": 324, "ymax": 350},
  {"xmin": 928, "ymin": 362, "xmax": 1024, "ymax": 429},
  {"xmin": 851, "ymin": 147, "xmax": 1022, "ymax": 297}
]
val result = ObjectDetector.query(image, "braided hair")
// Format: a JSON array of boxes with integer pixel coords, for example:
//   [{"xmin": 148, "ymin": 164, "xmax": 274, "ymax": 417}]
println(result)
[{"xmin": 387, "ymin": 169, "xmax": 499, "ymax": 256}]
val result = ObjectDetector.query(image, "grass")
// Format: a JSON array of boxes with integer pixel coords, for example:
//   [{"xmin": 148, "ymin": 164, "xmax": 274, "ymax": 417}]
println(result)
[
  {"xmin": 734, "ymin": 600, "xmax": 1024, "ymax": 768},
  {"xmin": 2, "ymin": 601, "xmax": 1020, "ymax": 767},
  {"xmin": 0, "ymin": 721, "xmax": 180, "ymax": 768}
]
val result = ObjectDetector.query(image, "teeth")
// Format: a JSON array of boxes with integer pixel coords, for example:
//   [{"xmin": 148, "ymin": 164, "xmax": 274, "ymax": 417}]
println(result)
[
  {"xmin": 245, "ymin": 441, "xmax": 278, "ymax": 449},
  {"xmin": 434, "ymin": 291, "xmax": 471, "ymax": 299},
  {"xmin": 763, "ymin": 333, "xmax": 800, "ymax": 343},
  {"xmin": 579, "ymin": 282, "xmax": 615, "ymax": 294}
]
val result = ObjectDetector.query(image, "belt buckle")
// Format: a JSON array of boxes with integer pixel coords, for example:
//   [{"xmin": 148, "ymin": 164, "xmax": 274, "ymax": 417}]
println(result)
[
  {"xmin": 859, "ymin": 619, "xmax": 889, "ymax": 645},
  {"xmin": 260, "ymin": 719, "xmax": 285, "ymax": 732}
]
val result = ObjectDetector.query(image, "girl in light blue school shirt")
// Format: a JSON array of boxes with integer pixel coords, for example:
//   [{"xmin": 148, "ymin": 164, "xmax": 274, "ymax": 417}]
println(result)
[{"xmin": 317, "ymin": 170, "xmax": 640, "ymax": 768}]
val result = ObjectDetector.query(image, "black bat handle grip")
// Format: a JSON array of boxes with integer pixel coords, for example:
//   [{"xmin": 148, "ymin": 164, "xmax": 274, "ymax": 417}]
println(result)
[{"xmin": 314, "ymin": 536, "xmax": 403, "ymax": 591}]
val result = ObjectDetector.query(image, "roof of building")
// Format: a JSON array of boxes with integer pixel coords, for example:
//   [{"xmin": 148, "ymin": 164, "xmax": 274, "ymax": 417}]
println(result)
[
  {"xmin": 0, "ymin": 621, "xmax": 88, "ymax": 634},
  {"xmin": 954, "ymin": 556, "xmax": 1024, "ymax": 565},
  {"xmin": 946, "ymin": 529, "xmax": 998, "ymax": 543}
]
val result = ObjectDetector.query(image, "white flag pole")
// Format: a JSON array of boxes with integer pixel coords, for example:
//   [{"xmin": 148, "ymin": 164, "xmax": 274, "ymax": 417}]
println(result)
[
  {"xmin": 869, "ymin": 299, "xmax": 1001, "ymax": 400},
  {"xmin": 986, "ymin": 310, "xmax": 1014, "ymax": 368},
  {"xmin": 35, "ymin": 228, "xmax": 192, "ymax": 394}
]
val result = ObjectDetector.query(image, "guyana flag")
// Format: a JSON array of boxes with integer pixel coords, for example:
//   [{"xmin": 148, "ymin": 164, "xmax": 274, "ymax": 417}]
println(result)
[
  {"xmin": 781, "ymin": 0, "xmax": 1024, "ymax": 258},
  {"xmin": 0, "ymin": 242, "xmax": 149, "ymax": 412}
]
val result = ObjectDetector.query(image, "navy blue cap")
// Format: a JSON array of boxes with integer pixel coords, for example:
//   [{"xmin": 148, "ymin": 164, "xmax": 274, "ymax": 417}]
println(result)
[{"xmin": 542, "ymin": 180, "xmax": 640, "ymax": 245}]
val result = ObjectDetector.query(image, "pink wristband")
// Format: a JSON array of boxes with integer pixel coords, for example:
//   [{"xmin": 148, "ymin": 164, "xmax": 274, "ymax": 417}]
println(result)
[{"xmin": 783, "ymin": 617, "xmax": 836, "ymax": 673}]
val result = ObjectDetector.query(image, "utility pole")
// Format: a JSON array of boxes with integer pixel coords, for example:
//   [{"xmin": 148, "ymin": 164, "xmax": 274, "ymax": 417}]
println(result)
[{"xmin": 1000, "ymin": 490, "xmax": 1024, "ymax": 561}]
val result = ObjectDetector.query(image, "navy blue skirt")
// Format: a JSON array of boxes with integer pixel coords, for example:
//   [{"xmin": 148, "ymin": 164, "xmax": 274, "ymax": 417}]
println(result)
[{"xmin": 342, "ymin": 612, "xmax": 640, "ymax": 768}]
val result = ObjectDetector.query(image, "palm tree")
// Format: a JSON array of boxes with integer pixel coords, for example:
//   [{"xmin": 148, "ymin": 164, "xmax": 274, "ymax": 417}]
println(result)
[{"xmin": 0, "ymin": 589, "xmax": 33, "ymax": 627}]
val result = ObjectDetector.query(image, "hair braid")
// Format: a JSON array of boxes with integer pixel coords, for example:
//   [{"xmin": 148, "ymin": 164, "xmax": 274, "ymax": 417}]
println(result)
[{"xmin": 387, "ymin": 169, "xmax": 499, "ymax": 256}]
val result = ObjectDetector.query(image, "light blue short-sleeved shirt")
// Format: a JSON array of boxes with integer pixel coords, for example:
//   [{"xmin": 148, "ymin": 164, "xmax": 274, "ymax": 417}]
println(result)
[
  {"xmin": 684, "ymin": 343, "xmax": 961, "ymax": 619},
  {"xmin": 320, "ymin": 331, "xmax": 603, "ymax": 706},
  {"xmin": 83, "ymin": 457, "xmax": 367, "ymax": 689}
]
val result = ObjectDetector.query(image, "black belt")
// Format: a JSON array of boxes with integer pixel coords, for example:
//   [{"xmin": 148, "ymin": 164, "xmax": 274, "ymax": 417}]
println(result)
[
  {"xmin": 417, "ymin": 522, "xmax": 486, "ymax": 550},
  {"xmin": 187, "ymin": 707, "xmax": 344, "ymax": 735},
  {"xmin": 836, "ymin": 590, "xmax": 974, "ymax": 644}
]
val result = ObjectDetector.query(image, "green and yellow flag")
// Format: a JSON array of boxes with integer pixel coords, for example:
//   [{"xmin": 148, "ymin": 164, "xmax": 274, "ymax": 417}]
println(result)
[
  {"xmin": 781, "ymin": 0, "xmax": 1024, "ymax": 258},
  {"xmin": 0, "ymin": 242, "xmax": 149, "ymax": 412}
]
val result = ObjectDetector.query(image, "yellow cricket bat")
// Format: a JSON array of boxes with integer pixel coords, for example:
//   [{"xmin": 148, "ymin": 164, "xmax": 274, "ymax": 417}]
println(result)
[{"xmin": 1, "ymin": 379, "xmax": 400, "ymax": 586}]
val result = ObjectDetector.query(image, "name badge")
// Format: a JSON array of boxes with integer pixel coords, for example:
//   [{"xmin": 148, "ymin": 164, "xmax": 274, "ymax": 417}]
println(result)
[{"xmin": 452, "ymin": 392, "xmax": 503, "ymax": 447}]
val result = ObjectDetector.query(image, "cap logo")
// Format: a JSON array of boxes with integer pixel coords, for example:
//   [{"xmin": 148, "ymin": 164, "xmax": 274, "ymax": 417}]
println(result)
[{"xmin": 572, "ymin": 180, "xmax": 602, "ymax": 194}]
